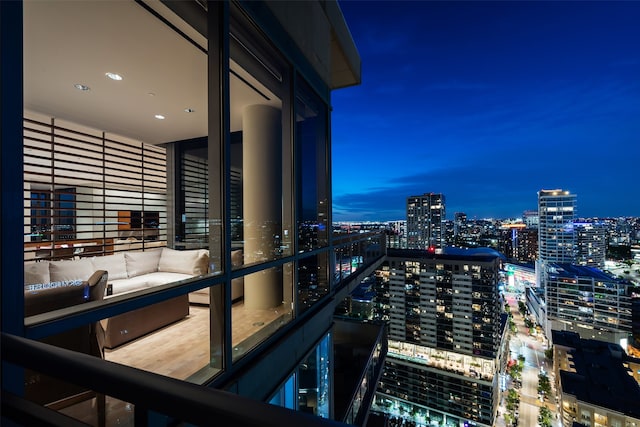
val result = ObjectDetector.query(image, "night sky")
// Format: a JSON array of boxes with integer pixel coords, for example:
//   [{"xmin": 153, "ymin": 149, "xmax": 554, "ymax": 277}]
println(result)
[{"xmin": 331, "ymin": 1, "xmax": 640, "ymax": 222}]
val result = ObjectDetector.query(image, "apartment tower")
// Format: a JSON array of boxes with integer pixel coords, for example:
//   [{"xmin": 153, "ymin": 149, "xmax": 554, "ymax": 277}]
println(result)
[
  {"xmin": 407, "ymin": 193, "xmax": 445, "ymax": 250},
  {"xmin": 538, "ymin": 189, "xmax": 577, "ymax": 264},
  {"xmin": 545, "ymin": 263, "xmax": 632, "ymax": 345},
  {"xmin": 374, "ymin": 248, "xmax": 508, "ymax": 427},
  {"xmin": 537, "ymin": 189, "xmax": 577, "ymax": 333},
  {"xmin": 453, "ymin": 212, "xmax": 467, "ymax": 237},
  {"xmin": 575, "ymin": 221, "xmax": 607, "ymax": 268}
]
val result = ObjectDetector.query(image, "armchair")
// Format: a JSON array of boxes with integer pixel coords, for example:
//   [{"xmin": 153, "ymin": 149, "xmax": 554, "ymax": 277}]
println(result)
[{"xmin": 24, "ymin": 269, "xmax": 108, "ymax": 426}]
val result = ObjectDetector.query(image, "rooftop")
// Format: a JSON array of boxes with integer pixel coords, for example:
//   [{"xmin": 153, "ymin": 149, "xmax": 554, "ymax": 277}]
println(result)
[
  {"xmin": 387, "ymin": 247, "xmax": 506, "ymax": 263},
  {"xmin": 549, "ymin": 263, "xmax": 627, "ymax": 283},
  {"xmin": 553, "ymin": 331, "xmax": 640, "ymax": 417}
]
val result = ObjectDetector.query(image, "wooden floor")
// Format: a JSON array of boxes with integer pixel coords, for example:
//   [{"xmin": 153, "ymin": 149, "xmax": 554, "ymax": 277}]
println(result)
[
  {"xmin": 104, "ymin": 301, "xmax": 290, "ymax": 379},
  {"xmin": 58, "ymin": 300, "xmax": 292, "ymax": 426}
]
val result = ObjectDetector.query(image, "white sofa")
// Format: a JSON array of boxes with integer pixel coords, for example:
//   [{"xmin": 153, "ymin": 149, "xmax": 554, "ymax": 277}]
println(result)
[
  {"xmin": 25, "ymin": 247, "xmax": 209, "ymax": 296},
  {"xmin": 188, "ymin": 249, "xmax": 244, "ymax": 304},
  {"xmin": 24, "ymin": 247, "xmax": 209, "ymax": 348}
]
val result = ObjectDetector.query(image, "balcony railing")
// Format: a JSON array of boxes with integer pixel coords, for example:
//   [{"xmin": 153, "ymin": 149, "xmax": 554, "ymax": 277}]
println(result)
[{"xmin": 1, "ymin": 332, "xmax": 352, "ymax": 427}]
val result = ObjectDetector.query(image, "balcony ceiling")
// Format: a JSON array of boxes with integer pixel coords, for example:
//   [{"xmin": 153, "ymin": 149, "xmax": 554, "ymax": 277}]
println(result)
[{"xmin": 23, "ymin": 0, "xmax": 274, "ymax": 145}]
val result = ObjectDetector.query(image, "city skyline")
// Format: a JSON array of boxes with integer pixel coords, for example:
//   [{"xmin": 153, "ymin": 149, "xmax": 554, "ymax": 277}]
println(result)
[{"xmin": 331, "ymin": 1, "xmax": 640, "ymax": 222}]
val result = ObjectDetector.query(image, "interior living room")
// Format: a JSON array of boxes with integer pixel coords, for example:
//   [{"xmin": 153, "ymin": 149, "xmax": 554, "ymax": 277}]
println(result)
[
  {"xmin": 21, "ymin": 0, "xmax": 300, "ymax": 383},
  {"xmin": 4, "ymin": 1, "xmax": 388, "ymax": 426}
]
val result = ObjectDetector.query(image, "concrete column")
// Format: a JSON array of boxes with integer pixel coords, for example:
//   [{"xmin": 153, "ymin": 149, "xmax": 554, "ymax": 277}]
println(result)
[{"xmin": 242, "ymin": 104, "xmax": 282, "ymax": 309}]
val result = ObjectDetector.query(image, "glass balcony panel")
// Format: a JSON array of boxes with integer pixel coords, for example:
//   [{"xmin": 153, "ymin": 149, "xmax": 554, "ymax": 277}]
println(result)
[
  {"xmin": 297, "ymin": 253, "xmax": 330, "ymax": 314},
  {"xmin": 231, "ymin": 263, "xmax": 293, "ymax": 361}
]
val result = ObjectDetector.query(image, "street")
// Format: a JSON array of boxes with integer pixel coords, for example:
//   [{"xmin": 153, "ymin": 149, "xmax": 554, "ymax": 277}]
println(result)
[{"xmin": 499, "ymin": 292, "xmax": 560, "ymax": 427}]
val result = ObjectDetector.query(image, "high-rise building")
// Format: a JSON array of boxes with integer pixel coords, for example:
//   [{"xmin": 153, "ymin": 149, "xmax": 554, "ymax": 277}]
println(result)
[
  {"xmin": 538, "ymin": 189, "xmax": 577, "ymax": 264},
  {"xmin": 500, "ymin": 224, "xmax": 538, "ymax": 262},
  {"xmin": 1, "ymin": 2, "xmax": 388, "ymax": 426},
  {"xmin": 514, "ymin": 228, "xmax": 538, "ymax": 263},
  {"xmin": 406, "ymin": 193, "xmax": 446, "ymax": 250},
  {"xmin": 536, "ymin": 189, "xmax": 577, "ymax": 313},
  {"xmin": 545, "ymin": 263, "xmax": 632, "ymax": 344},
  {"xmin": 575, "ymin": 221, "xmax": 607, "ymax": 268},
  {"xmin": 386, "ymin": 220, "xmax": 407, "ymax": 249},
  {"xmin": 522, "ymin": 210, "xmax": 539, "ymax": 229},
  {"xmin": 454, "ymin": 212, "xmax": 467, "ymax": 237},
  {"xmin": 373, "ymin": 248, "xmax": 508, "ymax": 427}
]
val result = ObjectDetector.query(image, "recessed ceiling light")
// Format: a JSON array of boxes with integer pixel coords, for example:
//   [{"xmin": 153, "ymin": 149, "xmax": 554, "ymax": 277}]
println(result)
[
  {"xmin": 184, "ymin": 108, "xmax": 195, "ymax": 113},
  {"xmin": 105, "ymin": 72, "xmax": 123, "ymax": 81},
  {"xmin": 74, "ymin": 83, "xmax": 90, "ymax": 91},
  {"xmin": 155, "ymin": 114, "xmax": 165, "ymax": 120}
]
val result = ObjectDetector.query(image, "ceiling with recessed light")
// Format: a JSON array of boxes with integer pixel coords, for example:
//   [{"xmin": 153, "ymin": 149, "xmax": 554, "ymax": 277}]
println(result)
[{"xmin": 23, "ymin": 0, "xmax": 277, "ymax": 145}]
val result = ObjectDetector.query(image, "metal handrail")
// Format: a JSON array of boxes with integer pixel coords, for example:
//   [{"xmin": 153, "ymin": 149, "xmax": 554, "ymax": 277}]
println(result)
[{"xmin": 1, "ymin": 332, "xmax": 350, "ymax": 427}]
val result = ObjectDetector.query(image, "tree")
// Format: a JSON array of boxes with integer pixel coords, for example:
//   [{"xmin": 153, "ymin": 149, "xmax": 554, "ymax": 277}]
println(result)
[
  {"xmin": 538, "ymin": 373, "xmax": 552, "ymax": 397},
  {"xmin": 506, "ymin": 389, "xmax": 520, "ymax": 412},
  {"xmin": 538, "ymin": 406, "xmax": 553, "ymax": 427},
  {"xmin": 504, "ymin": 412, "xmax": 513, "ymax": 427},
  {"xmin": 508, "ymin": 360, "xmax": 523, "ymax": 381},
  {"xmin": 509, "ymin": 318, "xmax": 517, "ymax": 333},
  {"xmin": 518, "ymin": 300, "xmax": 527, "ymax": 315},
  {"xmin": 544, "ymin": 348, "xmax": 553, "ymax": 361}
]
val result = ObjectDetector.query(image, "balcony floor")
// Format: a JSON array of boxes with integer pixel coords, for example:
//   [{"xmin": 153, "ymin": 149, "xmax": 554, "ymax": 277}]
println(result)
[{"xmin": 55, "ymin": 300, "xmax": 290, "ymax": 426}]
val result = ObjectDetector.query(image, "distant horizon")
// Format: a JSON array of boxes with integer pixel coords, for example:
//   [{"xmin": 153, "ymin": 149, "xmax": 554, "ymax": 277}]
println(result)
[
  {"xmin": 332, "ymin": 187, "xmax": 638, "ymax": 222},
  {"xmin": 332, "ymin": 212, "xmax": 639, "ymax": 224},
  {"xmin": 331, "ymin": 1, "xmax": 640, "ymax": 222}
]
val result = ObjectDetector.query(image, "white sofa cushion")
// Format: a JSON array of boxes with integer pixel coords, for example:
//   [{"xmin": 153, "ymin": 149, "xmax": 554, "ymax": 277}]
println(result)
[
  {"xmin": 158, "ymin": 248, "xmax": 209, "ymax": 275},
  {"xmin": 108, "ymin": 276, "xmax": 155, "ymax": 296},
  {"xmin": 50, "ymin": 258, "xmax": 94, "ymax": 282},
  {"xmin": 109, "ymin": 272, "xmax": 193, "ymax": 296},
  {"xmin": 125, "ymin": 249, "xmax": 162, "ymax": 277},
  {"xmin": 25, "ymin": 261, "xmax": 51, "ymax": 285},
  {"xmin": 231, "ymin": 249, "xmax": 243, "ymax": 267},
  {"xmin": 91, "ymin": 253, "xmax": 128, "ymax": 280}
]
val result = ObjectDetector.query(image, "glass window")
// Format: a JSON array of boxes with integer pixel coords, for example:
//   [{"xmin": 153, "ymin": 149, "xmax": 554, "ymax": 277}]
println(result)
[
  {"xmin": 269, "ymin": 373, "xmax": 297, "ymax": 410},
  {"xmin": 28, "ymin": 187, "xmax": 78, "ymax": 244},
  {"xmin": 298, "ymin": 333, "xmax": 331, "ymax": 418},
  {"xmin": 23, "ymin": 0, "xmax": 216, "ymax": 389},
  {"xmin": 297, "ymin": 253, "xmax": 330, "ymax": 314},
  {"xmin": 229, "ymin": 10, "xmax": 292, "ymax": 267},
  {"xmin": 174, "ymin": 138, "xmax": 209, "ymax": 250},
  {"xmin": 226, "ymin": 6, "xmax": 295, "ymax": 363},
  {"xmin": 296, "ymin": 77, "xmax": 328, "ymax": 252}
]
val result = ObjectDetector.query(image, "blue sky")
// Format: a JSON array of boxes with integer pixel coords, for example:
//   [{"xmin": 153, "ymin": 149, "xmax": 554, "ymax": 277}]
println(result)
[{"xmin": 331, "ymin": 1, "xmax": 640, "ymax": 222}]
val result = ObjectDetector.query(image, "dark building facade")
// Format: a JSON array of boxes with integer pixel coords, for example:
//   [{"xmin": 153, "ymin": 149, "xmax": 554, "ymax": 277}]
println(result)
[
  {"xmin": 407, "ymin": 193, "xmax": 446, "ymax": 250},
  {"xmin": 545, "ymin": 263, "xmax": 632, "ymax": 346},
  {"xmin": 373, "ymin": 248, "xmax": 508, "ymax": 427}
]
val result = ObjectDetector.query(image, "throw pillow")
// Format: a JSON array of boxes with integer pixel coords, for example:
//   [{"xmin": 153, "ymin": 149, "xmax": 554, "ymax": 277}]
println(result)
[
  {"xmin": 24, "ymin": 261, "xmax": 51, "ymax": 285},
  {"xmin": 91, "ymin": 253, "xmax": 127, "ymax": 280},
  {"xmin": 158, "ymin": 248, "xmax": 208, "ymax": 275},
  {"xmin": 125, "ymin": 249, "xmax": 162, "ymax": 277},
  {"xmin": 49, "ymin": 258, "xmax": 94, "ymax": 282}
]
